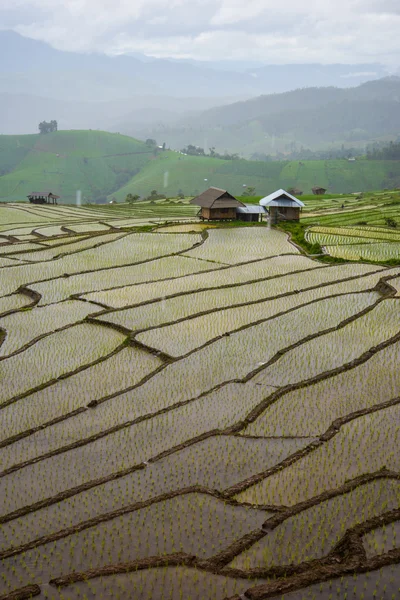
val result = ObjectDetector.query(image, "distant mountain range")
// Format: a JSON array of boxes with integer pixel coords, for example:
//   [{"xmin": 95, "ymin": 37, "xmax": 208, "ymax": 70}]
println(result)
[
  {"xmin": 135, "ymin": 77, "xmax": 400, "ymax": 157},
  {"xmin": 0, "ymin": 30, "xmax": 395, "ymax": 142}
]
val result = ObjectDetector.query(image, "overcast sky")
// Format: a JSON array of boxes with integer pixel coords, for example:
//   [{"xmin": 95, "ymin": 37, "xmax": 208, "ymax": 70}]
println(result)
[{"xmin": 2, "ymin": 0, "xmax": 399, "ymax": 66}]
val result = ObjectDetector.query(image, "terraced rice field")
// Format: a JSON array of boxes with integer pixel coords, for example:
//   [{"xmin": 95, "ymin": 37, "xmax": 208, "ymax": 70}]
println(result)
[
  {"xmin": 0, "ymin": 203, "xmax": 399, "ymax": 600},
  {"xmin": 306, "ymin": 224, "xmax": 400, "ymax": 262}
]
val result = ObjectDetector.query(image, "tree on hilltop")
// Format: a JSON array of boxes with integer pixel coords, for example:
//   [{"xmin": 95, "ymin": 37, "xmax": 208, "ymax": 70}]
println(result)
[{"xmin": 38, "ymin": 120, "xmax": 58, "ymax": 134}]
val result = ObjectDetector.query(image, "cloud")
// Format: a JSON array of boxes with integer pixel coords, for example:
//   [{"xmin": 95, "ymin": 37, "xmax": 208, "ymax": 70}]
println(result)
[{"xmin": 2, "ymin": 0, "xmax": 400, "ymax": 66}]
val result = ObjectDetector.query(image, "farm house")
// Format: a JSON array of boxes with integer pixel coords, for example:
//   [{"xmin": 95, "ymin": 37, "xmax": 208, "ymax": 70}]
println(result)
[
  {"xmin": 27, "ymin": 191, "xmax": 60, "ymax": 205},
  {"xmin": 260, "ymin": 189, "xmax": 305, "ymax": 223},
  {"xmin": 191, "ymin": 187, "xmax": 245, "ymax": 220}
]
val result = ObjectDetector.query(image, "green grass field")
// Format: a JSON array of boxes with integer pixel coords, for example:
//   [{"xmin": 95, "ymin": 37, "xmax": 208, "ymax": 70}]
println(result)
[
  {"xmin": 116, "ymin": 153, "xmax": 400, "ymax": 200},
  {"xmin": 1, "ymin": 130, "xmax": 400, "ymax": 204},
  {"xmin": 0, "ymin": 130, "xmax": 153, "ymax": 203}
]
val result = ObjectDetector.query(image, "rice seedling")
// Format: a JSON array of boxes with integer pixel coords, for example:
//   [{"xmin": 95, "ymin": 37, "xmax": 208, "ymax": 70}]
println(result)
[
  {"xmin": 363, "ymin": 521, "xmax": 400, "ymax": 557},
  {"xmin": 41, "ymin": 566, "xmax": 267, "ymax": 600},
  {"xmin": 0, "ymin": 434, "xmax": 311, "ymax": 552},
  {"xmin": 0, "ymin": 346, "xmax": 163, "ymax": 444},
  {"xmin": 81, "ymin": 254, "xmax": 323, "ymax": 308},
  {"xmin": 255, "ymin": 563, "xmax": 400, "ymax": 599},
  {"xmin": 245, "ymin": 340, "xmax": 400, "ymax": 437},
  {"xmin": 183, "ymin": 228, "xmax": 299, "ymax": 264},
  {"xmin": 250, "ymin": 298, "xmax": 399, "ymax": 389},
  {"xmin": 231, "ymin": 479, "xmax": 400, "ymax": 569},
  {"xmin": 135, "ymin": 291, "xmax": 380, "ymax": 357},
  {"xmin": 0, "ymin": 323, "xmax": 126, "ymax": 406},
  {"xmin": 236, "ymin": 404, "xmax": 400, "ymax": 506},
  {"xmin": 0, "ymin": 300, "xmax": 97, "ymax": 357},
  {"xmin": 0, "ymin": 293, "xmax": 31, "ymax": 315},
  {"xmin": 0, "ymin": 493, "xmax": 265, "ymax": 594},
  {"xmin": 94, "ymin": 265, "xmax": 390, "ymax": 332},
  {"xmin": 32, "ymin": 255, "xmax": 218, "ymax": 306},
  {"xmin": 135, "ymin": 291, "xmax": 381, "ymax": 357}
]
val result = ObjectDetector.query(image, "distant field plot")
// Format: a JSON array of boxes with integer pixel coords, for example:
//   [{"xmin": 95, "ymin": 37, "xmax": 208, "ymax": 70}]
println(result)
[
  {"xmin": 0, "ymin": 435, "xmax": 308, "ymax": 549},
  {"xmin": 0, "ymin": 299, "xmax": 96, "ymax": 356},
  {"xmin": 93, "ymin": 264, "xmax": 387, "ymax": 331},
  {"xmin": 231, "ymin": 479, "xmax": 400, "ymax": 569},
  {"xmin": 183, "ymin": 227, "xmax": 298, "ymax": 264},
  {"xmin": 0, "ymin": 493, "xmax": 265, "ymax": 595},
  {"xmin": 0, "ymin": 256, "xmax": 26, "ymax": 267},
  {"xmin": 307, "ymin": 225, "xmax": 400, "ymax": 245},
  {"xmin": 0, "ymin": 382, "xmax": 275, "ymax": 490},
  {"xmin": 82, "ymin": 256, "xmax": 328, "ymax": 308},
  {"xmin": 0, "ymin": 346, "xmax": 163, "ymax": 445},
  {"xmin": 34, "ymin": 225, "xmax": 75, "ymax": 237},
  {"xmin": 363, "ymin": 521, "xmax": 400, "ymax": 557},
  {"xmin": 250, "ymin": 298, "xmax": 398, "ymax": 388},
  {"xmin": 0, "ymin": 292, "xmax": 31, "ymax": 315},
  {"xmin": 390, "ymin": 275, "xmax": 400, "ymax": 294},
  {"xmin": 15, "ymin": 231, "xmax": 126, "ymax": 261},
  {"xmin": 101, "ymin": 218, "xmax": 160, "ymax": 228},
  {"xmin": 32, "ymin": 255, "xmax": 218, "ymax": 305},
  {"xmin": 0, "ymin": 323, "xmax": 125, "ymax": 407},
  {"xmin": 40, "ymin": 567, "xmax": 265, "ymax": 600},
  {"xmin": 0, "ymin": 241, "xmax": 44, "ymax": 254},
  {"xmin": 0, "ymin": 206, "xmax": 54, "ymax": 226},
  {"xmin": 158, "ymin": 223, "xmax": 211, "ymax": 233},
  {"xmin": 135, "ymin": 292, "xmax": 379, "ymax": 357},
  {"xmin": 0, "ymin": 234, "xmax": 203, "ymax": 298},
  {"xmin": 304, "ymin": 223, "xmax": 400, "ymax": 262},
  {"xmin": 236, "ymin": 404, "xmax": 400, "ymax": 507},
  {"xmin": 266, "ymin": 563, "xmax": 400, "ymax": 600},
  {"xmin": 326, "ymin": 242, "xmax": 400, "ymax": 261},
  {"xmin": 245, "ymin": 340, "xmax": 400, "ymax": 437},
  {"xmin": 39, "ymin": 235, "xmax": 88, "ymax": 246},
  {"xmin": 65, "ymin": 222, "xmax": 113, "ymax": 233}
]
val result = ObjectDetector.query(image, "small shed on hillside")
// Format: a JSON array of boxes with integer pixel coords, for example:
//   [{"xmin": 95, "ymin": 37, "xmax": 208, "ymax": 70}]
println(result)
[
  {"xmin": 288, "ymin": 187, "xmax": 303, "ymax": 196},
  {"xmin": 260, "ymin": 189, "xmax": 305, "ymax": 223},
  {"xmin": 236, "ymin": 205, "xmax": 267, "ymax": 222},
  {"xmin": 27, "ymin": 191, "xmax": 60, "ymax": 205},
  {"xmin": 190, "ymin": 187, "xmax": 245, "ymax": 220},
  {"xmin": 312, "ymin": 186, "xmax": 327, "ymax": 195}
]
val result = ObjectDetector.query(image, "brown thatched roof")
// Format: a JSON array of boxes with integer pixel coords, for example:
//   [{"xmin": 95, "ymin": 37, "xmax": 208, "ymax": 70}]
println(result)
[
  {"xmin": 190, "ymin": 187, "xmax": 245, "ymax": 209},
  {"xmin": 27, "ymin": 191, "xmax": 60, "ymax": 199}
]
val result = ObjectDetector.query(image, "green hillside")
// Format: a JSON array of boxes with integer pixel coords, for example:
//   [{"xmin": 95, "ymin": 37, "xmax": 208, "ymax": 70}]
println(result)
[
  {"xmin": 0, "ymin": 130, "xmax": 400, "ymax": 204},
  {"xmin": 0, "ymin": 130, "xmax": 153, "ymax": 203},
  {"xmin": 115, "ymin": 152, "xmax": 400, "ymax": 200}
]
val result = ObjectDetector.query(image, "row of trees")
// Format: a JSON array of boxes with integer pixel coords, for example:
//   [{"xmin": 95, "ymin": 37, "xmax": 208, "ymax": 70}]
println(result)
[
  {"xmin": 180, "ymin": 145, "xmax": 239, "ymax": 161},
  {"xmin": 38, "ymin": 120, "xmax": 58, "ymax": 134},
  {"xmin": 366, "ymin": 141, "xmax": 400, "ymax": 160}
]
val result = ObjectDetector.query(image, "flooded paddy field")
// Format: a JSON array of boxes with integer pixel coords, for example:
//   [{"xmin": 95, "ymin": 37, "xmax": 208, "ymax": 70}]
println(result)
[{"xmin": 0, "ymin": 203, "xmax": 399, "ymax": 600}]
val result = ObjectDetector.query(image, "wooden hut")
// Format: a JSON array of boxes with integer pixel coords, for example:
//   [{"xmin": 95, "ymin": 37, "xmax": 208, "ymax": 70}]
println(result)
[
  {"xmin": 287, "ymin": 187, "xmax": 303, "ymax": 196},
  {"xmin": 312, "ymin": 186, "xmax": 327, "ymax": 195},
  {"xmin": 259, "ymin": 189, "xmax": 305, "ymax": 223},
  {"xmin": 190, "ymin": 187, "xmax": 245, "ymax": 220},
  {"xmin": 27, "ymin": 191, "xmax": 60, "ymax": 205}
]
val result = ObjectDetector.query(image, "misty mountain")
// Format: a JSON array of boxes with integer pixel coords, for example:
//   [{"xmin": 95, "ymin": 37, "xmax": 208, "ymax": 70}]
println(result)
[
  {"xmin": 133, "ymin": 77, "xmax": 400, "ymax": 157},
  {"xmin": 0, "ymin": 92, "xmax": 240, "ymax": 135},
  {"xmin": 1, "ymin": 31, "xmax": 389, "ymax": 102}
]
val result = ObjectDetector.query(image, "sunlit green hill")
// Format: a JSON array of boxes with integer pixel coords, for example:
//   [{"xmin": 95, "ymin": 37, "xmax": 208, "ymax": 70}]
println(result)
[
  {"xmin": 0, "ymin": 130, "xmax": 153, "ymax": 203},
  {"xmin": 1, "ymin": 130, "xmax": 400, "ymax": 204}
]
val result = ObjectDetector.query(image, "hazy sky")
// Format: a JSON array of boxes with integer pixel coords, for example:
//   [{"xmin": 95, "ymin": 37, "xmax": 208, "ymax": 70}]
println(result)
[{"xmin": 2, "ymin": 0, "xmax": 400, "ymax": 65}]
